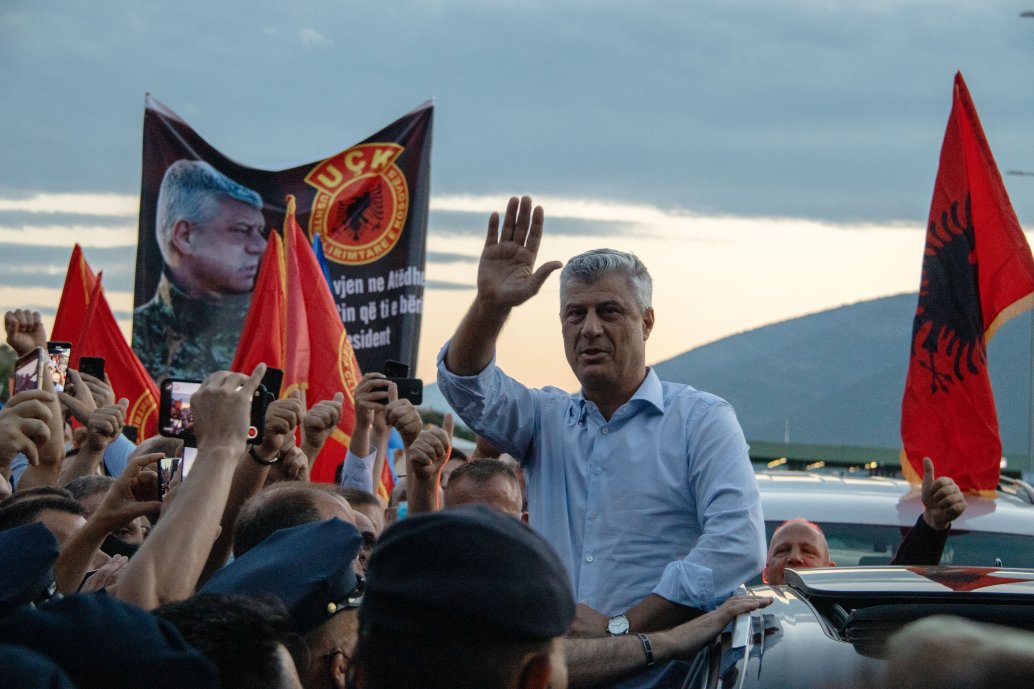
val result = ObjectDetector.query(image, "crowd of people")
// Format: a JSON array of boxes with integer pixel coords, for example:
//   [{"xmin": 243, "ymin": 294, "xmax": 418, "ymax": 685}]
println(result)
[{"xmin": 0, "ymin": 195, "xmax": 1029, "ymax": 689}]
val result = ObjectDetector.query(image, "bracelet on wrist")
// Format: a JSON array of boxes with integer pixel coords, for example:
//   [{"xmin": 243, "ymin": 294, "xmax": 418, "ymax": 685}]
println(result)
[
  {"xmin": 248, "ymin": 445, "xmax": 279, "ymax": 465},
  {"xmin": 637, "ymin": 633, "xmax": 655, "ymax": 668}
]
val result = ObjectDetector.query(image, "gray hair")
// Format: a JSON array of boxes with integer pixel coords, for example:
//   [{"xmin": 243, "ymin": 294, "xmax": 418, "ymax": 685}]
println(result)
[
  {"xmin": 154, "ymin": 159, "xmax": 264, "ymax": 261},
  {"xmin": 560, "ymin": 248, "xmax": 652, "ymax": 312}
]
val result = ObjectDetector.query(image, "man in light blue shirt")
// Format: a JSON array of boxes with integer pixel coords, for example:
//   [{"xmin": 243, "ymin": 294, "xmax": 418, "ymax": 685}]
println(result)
[{"xmin": 437, "ymin": 196, "xmax": 765, "ymax": 648}]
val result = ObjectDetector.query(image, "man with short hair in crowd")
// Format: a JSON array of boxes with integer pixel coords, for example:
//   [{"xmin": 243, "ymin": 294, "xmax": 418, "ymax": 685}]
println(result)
[
  {"xmin": 133, "ymin": 159, "xmax": 267, "ymax": 381},
  {"xmin": 155, "ymin": 594, "xmax": 305, "ymax": 689},
  {"xmin": 437, "ymin": 197, "xmax": 766, "ymax": 667},
  {"xmin": 445, "ymin": 458, "xmax": 525, "ymax": 519}
]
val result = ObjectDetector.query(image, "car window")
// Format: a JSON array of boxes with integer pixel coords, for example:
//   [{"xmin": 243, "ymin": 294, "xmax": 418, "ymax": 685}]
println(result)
[{"xmin": 764, "ymin": 522, "xmax": 1034, "ymax": 569}]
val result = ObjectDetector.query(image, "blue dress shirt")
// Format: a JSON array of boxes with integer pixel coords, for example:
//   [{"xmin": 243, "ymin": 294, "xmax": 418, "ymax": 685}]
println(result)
[{"xmin": 437, "ymin": 344, "xmax": 765, "ymax": 614}]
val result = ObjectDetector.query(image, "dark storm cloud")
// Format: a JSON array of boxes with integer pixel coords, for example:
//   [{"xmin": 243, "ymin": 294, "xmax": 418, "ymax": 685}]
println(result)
[{"xmin": 3, "ymin": 1, "xmax": 1034, "ymax": 224}]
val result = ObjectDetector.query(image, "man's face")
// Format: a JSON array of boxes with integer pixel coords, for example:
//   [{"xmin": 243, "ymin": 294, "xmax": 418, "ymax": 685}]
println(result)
[
  {"xmin": 763, "ymin": 522, "xmax": 831, "ymax": 584},
  {"xmin": 561, "ymin": 272, "xmax": 654, "ymax": 394},
  {"xmin": 444, "ymin": 475, "xmax": 523, "ymax": 518},
  {"xmin": 177, "ymin": 196, "xmax": 266, "ymax": 297}
]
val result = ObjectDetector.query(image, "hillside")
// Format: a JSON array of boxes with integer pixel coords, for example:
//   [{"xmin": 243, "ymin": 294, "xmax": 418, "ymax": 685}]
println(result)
[
  {"xmin": 652, "ymin": 293, "xmax": 1032, "ymax": 455},
  {"xmin": 423, "ymin": 293, "xmax": 1034, "ymax": 456}
]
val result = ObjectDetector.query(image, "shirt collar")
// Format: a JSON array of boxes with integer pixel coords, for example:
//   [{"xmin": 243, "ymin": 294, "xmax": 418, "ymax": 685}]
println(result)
[{"xmin": 567, "ymin": 368, "xmax": 664, "ymax": 424}]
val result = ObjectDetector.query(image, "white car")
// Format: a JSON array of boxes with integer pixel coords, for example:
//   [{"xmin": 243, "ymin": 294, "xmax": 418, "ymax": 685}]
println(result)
[{"xmin": 755, "ymin": 471, "xmax": 1034, "ymax": 569}]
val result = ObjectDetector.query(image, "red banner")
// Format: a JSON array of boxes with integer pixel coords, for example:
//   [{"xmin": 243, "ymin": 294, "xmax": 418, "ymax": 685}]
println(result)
[{"xmin": 901, "ymin": 73, "xmax": 1034, "ymax": 494}]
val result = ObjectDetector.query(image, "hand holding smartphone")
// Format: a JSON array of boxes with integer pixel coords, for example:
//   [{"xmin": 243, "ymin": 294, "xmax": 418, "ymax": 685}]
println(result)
[
  {"xmin": 11, "ymin": 347, "xmax": 46, "ymax": 396},
  {"xmin": 159, "ymin": 377, "xmax": 270, "ymax": 444},
  {"xmin": 384, "ymin": 360, "xmax": 423, "ymax": 406}
]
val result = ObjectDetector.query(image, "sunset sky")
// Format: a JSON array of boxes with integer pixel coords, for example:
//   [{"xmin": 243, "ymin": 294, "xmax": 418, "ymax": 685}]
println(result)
[{"xmin": 3, "ymin": 1, "xmax": 1034, "ymax": 389}]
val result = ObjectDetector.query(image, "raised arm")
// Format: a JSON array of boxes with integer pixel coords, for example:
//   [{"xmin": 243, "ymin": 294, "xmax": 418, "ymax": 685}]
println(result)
[
  {"xmin": 405, "ymin": 415, "xmax": 453, "ymax": 515},
  {"xmin": 892, "ymin": 457, "xmax": 966, "ymax": 566},
  {"xmin": 58, "ymin": 399, "xmax": 128, "ymax": 485},
  {"xmin": 54, "ymin": 452, "xmax": 163, "ymax": 593},
  {"xmin": 445, "ymin": 196, "xmax": 562, "ymax": 375},
  {"xmin": 111, "ymin": 365, "xmax": 266, "ymax": 609},
  {"xmin": 199, "ymin": 393, "xmax": 305, "ymax": 581}
]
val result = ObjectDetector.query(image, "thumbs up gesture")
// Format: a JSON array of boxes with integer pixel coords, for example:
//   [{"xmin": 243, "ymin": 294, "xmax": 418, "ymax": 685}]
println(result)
[{"xmin": 921, "ymin": 457, "xmax": 967, "ymax": 530}]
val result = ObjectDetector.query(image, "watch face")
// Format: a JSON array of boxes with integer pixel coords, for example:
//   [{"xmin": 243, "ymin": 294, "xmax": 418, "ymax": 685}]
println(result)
[{"xmin": 608, "ymin": 615, "xmax": 630, "ymax": 635}]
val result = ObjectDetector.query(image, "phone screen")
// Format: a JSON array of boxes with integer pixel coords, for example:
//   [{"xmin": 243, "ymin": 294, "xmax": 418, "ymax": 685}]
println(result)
[
  {"xmin": 12, "ymin": 348, "xmax": 45, "ymax": 395},
  {"xmin": 47, "ymin": 342, "xmax": 72, "ymax": 393},
  {"xmin": 157, "ymin": 457, "xmax": 181, "ymax": 499},
  {"xmin": 181, "ymin": 446, "xmax": 198, "ymax": 478},
  {"xmin": 160, "ymin": 380, "xmax": 202, "ymax": 437}
]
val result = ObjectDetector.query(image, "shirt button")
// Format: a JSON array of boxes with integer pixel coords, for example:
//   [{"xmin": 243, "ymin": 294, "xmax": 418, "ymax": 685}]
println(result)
[
  {"xmin": 601, "ymin": 427, "xmax": 609, "ymax": 435},
  {"xmin": 586, "ymin": 555, "xmax": 594, "ymax": 563},
  {"xmin": 594, "ymin": 467, "xmax": 602, "ymax": 475},
  {"xmin": 589, "ymin": 511, "xmax": 598, "ymax": 519}
]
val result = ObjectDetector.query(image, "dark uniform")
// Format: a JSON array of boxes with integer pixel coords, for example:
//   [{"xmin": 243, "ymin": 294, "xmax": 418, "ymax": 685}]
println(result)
[{"xmin": 132, "ymin": 274, "xmax": 251, "ymax": 383}]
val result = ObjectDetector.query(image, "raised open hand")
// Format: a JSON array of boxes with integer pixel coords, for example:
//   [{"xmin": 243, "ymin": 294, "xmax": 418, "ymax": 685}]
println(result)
[{"xmin": 477, "ymin": 196, "xmax": 563, "ymax": 309}]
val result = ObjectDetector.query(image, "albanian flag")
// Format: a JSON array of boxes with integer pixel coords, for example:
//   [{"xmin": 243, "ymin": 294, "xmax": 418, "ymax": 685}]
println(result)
[{"xmin": 901, "ymin": 73, "xmax": 1034, "ymax": 494}]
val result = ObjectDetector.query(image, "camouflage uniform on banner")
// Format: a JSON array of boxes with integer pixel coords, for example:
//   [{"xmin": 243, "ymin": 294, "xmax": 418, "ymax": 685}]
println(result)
[{"xmin": 133, "ymin": 275, "xmax": 250, "ymax": 383}]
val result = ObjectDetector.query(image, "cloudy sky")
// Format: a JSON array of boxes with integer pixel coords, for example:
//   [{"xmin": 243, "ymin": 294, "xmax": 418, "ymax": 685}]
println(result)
[{"xmin": 3, "ymin": 1, "xmax": 1034, "ymax": 388}]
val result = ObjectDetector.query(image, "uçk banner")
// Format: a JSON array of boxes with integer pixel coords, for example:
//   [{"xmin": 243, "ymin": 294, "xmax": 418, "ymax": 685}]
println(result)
[{"xmin": 132, "ymin": 95, "xmax": 432, "ymax": 383}]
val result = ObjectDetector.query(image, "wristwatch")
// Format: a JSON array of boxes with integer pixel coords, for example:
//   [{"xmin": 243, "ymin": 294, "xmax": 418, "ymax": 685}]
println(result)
[{"xmin": 607, "ymin": 614, "xmax": 630, "ymax": 636}]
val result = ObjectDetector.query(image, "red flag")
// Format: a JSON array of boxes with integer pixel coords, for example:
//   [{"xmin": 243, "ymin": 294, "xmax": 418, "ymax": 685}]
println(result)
[
  {"xmin": 901, "ymin": 73, "xmax": 1034, "ymax": 494},
  {"xmin": 284, "ymin": 198, "xmax": 362, "ymax": 483},
  {"xmin": 52, "ymin": 244, "xmax": 99, "ymax": 343},
  {"xmin": 231, "ymin": 231, "xmax": 287, "ymax": 375},
  {"xmin": 377, "ymin": 460, "xmax": 395, "ymax": 502},
  {"xmin": 75, "ymin": 276, "xmax": 161, "ymax": 438},
  {"xmin": 233, "ymin": 197, "xmax": 362, "ymax": 484}
]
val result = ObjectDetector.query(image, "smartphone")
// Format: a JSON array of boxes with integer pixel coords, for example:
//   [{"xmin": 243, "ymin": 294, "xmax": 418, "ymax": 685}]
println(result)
[
  {"xmin": 261, "ymin": 367, "xmax": 284, "ymax": 399},
  {"xmin": 159, "ymin": 378, "xmax": 270, "ymax": 444},
  {"xmin": 79, "ymin": 356, "xmax": 105, "ymax": 381},
  {"xmin": 46, "ymin": 341, "xmax": 72, "ymax": 392},
  {"xmin": 384, "ymin": 359, "xmax": 423, "ymax": 405},
  {"xmin": 12, "ymin": 347, "xmax": 46, "ymax": 395},
  {"xmin": 159, "ymin": 379, "xmax": 202, "ymax": 439},
  {"xmin": 157, "ymin": 456, "xmax": 181, "ymax": 500},
  {"xmin": 246, "ymin": 385, "xmax": 270, "ymax": 445}
]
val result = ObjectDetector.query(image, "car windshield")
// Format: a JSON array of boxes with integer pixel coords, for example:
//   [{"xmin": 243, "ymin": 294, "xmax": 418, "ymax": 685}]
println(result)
[{"xmin": 764, "ymin": 521, "xmax": 1034, "ymax": 568}]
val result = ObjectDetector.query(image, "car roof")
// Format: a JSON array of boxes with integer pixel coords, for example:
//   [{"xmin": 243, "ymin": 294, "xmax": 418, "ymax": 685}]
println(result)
[
  {"xmin": 786, "ymin": 565, "xmax": 1034, "ymax": 597},
  {"xmin": 756, "ymin": 471, "xmax": 1034, "ymax": 535}
]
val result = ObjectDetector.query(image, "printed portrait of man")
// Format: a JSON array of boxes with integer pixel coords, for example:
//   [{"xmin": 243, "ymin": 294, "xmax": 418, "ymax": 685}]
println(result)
[{"xmin": 133, "ymin": 159, "xmax": 267, "ymax": 383}]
